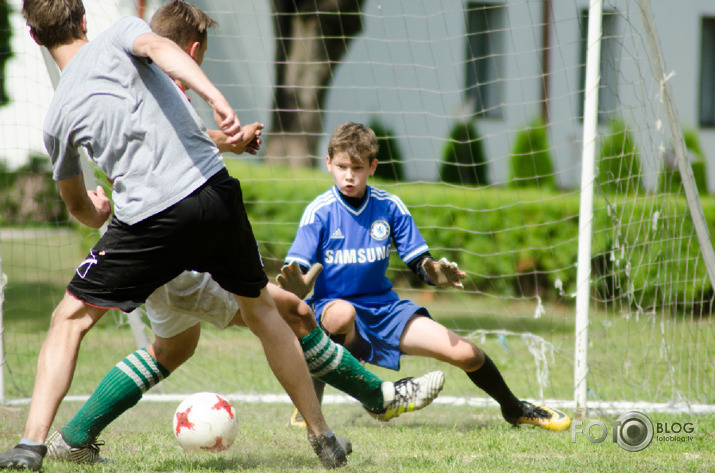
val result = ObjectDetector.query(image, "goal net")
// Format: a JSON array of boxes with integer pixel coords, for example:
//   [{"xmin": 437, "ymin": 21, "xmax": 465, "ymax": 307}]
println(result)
[{"xmin": 1, "ymin": 0, "xmax": 713, "ymax": 414}]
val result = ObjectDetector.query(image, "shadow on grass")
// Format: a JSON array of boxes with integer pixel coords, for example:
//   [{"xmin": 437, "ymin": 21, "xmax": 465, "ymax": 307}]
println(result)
[
  {"xmin": 157, "ymin": 451, "xmax": 321, "ymax": 471},
  {"xmin": 340, "ymin": 405, "xmax": 505, "ymax": 433}
]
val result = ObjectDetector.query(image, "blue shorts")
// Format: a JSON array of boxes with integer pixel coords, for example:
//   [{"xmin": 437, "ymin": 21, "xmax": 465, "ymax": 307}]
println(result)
[{"xmin": 312, "ymin": 297, "xmax": 429, "ymax": 371}]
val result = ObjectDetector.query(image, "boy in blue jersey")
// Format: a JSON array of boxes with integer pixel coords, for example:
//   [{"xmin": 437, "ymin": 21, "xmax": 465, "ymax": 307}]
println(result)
[{"xmin": 285, "ymin": 122, "xmax": 571, "ymax": 432}]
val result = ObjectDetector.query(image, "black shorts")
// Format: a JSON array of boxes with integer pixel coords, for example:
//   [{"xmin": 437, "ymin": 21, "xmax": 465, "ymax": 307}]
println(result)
[{"xmin": 67, "ymin": 169, "xmax": 268, "ymax": 312}]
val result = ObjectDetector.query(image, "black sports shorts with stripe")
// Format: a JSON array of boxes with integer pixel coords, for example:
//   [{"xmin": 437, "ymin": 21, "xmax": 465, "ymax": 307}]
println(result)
[{"xmin": 66, "ymin": 168, "xmax": 268, "ymax": 312}]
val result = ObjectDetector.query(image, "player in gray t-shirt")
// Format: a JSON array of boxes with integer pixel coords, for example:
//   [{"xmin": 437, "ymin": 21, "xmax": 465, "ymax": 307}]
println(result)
[{"xmin": 0, "ymin": 1, "xmax": 349, "ymax": 471}]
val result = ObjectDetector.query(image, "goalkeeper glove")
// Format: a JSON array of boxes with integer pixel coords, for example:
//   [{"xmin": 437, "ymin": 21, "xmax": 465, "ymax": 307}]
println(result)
[
  {"xmin": 421, "ymin": 257, "xmax": 466, "ymax": 289},
  {"xmin": 276, "ymin": 260, "xmax": 323, "ymax": 299}
]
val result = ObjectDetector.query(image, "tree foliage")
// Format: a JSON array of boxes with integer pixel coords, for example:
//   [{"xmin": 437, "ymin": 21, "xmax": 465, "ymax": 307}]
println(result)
[
  {"xmin": 658, "ymin": 129, "xmax": 709, "ymax": 196},
  {"xmin": 440, "ymin": 120, "xmax": 488, "ymax": 186},
  {"xmin": 597, "ymin": 120, "xmax": 642, "ymax": 194},
  {"xmin": 0, "ymin": 0, "xmax": 13, "ymax": 107},
  {"xmin": 509, "ymin": 120, "xmax": 556, "ymax": 189},
  {"xmin": 368, "ymin": 118, "xmax": 405, "ymax": 181}
]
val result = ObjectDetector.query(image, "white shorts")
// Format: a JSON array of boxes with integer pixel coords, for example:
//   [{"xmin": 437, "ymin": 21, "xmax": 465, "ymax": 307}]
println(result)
[{"xmin": 145, "ymin": 271, "xmax": 239, "ymax": 338}]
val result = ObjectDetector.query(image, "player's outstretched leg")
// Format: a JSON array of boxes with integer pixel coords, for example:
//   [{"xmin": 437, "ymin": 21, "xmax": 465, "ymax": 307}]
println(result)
[
  {"xmin": 367, "ymin": 370, "xmax": 445, "ymax": 422},
  {"xmin": 290, "ymin": 370, "xmax": 445, "ymax": 426},
  {"xmin": 45, "ymin": 431, "xmax": 113, "ymax": 464},
  {"xmin": 503, "ymin": 402, "xmax": 571, "ymax": 431},
  {"xmin": 41, "ymin": 347, "xmax": 170, "ymax": 465},
  {"xmin": 297, "ymin": 327, "xmax": 445, "ymax": 423},
  {"xmin": 299, "ymin": 327, "xmax": 384, "ymax": 411},
  {"xmin": 467, "ymin": 354, "xmax": 571, "ymax": 431},
  {"xmin": 41, "ymin": 324, "xmax": 196, "ymax": 466}
]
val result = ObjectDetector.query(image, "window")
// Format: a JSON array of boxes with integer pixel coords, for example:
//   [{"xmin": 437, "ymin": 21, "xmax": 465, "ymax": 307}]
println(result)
[
  {"xmin": 578, "ymin": 9, "xmax": 621, "ymax": 122},
  {"xmin": 465, "ymin": 2, "xmax": 506, "ymax": 118},
  {"xmin": 699, "ymin": 17, "xmax": 715, "ymax": 127}
]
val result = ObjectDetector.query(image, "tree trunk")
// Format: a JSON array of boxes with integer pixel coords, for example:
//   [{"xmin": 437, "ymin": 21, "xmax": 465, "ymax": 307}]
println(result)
[{"xmin": 267, "ymin": 0, "xmax": 365, "ymax": 167}]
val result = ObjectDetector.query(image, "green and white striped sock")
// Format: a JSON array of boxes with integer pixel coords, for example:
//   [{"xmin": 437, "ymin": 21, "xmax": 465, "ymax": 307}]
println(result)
[
  {"xmin": 300, "ymin": 327, "xmax": 384, "ymax": 413},
  {"xmin": 61, "ymin": 348, "xmax": 169, "ymax": 447}
]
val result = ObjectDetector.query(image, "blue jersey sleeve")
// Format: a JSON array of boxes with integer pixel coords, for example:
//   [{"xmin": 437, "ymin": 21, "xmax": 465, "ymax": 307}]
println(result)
[
  {"xmin": 389, "ymin": 197, "xmax": 429, "ymax": 264},
  {"xmin": 286, "ymin": 215, "xmax": 324, "ymax": 269}
]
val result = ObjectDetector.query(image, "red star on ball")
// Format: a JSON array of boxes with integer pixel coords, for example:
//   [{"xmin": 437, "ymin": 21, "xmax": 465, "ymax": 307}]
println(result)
[
  {"xmin": 212, "ymin": 396, "xmax": 234, "ymax": 419},
  {"xmin": 175, "ymin": 407, "xmax": 194, "ymax": 435}
]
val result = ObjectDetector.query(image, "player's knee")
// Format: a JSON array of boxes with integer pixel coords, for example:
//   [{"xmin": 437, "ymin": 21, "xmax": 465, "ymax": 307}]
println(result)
[
  {"xmin": 151, "ymin": 326, "xmax": 200, "ymax": 371},
  {"xmin": 320, "ymin": 300, "xmax": 355, "ymax": 334},
  {"xmin": 281, "ymin": 300, "xmax": 317, "ymax": 337},
  {"xmin": 152, "ymin": 342, "xmax": 195, "ymax": 372},
  {"xmin": 49, "ymin": 296, "xmax": 102, "ymax": 335},
  {"xmin": 454, "ymin": 342, "xmax": 485, "ymax": 371}
]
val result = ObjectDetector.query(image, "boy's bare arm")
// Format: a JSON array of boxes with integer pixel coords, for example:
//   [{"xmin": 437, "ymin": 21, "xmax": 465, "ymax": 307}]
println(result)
[
  {"xmin": 131, "ymin": 32, "xmax": 242, "ymax": 141},
  {"xmin": 57, "ymin": 174, "xmax": 112, "ymax": 229},
  {"xmin": 208, "ymin": 122, "xmax": 264, "ymax": 155}
]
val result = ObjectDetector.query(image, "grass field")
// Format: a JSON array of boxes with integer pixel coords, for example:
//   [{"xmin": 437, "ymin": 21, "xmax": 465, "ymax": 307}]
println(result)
[
  {"xmin": 1, "ymin": 400, "xmax": 713, "ymax": 472},
  {"xmin": 1, "ymin": 227, "xmax": 713, "ymax": 471}
]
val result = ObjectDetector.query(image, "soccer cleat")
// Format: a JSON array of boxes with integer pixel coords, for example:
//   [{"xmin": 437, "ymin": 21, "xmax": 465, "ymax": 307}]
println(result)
[
  {"xmin": 0, "ymin": 444, "xmax": 47, "ymax": 471},
  {"xmin": 288, "ymin": 408, "xmax": 307, "ymax": 429},
  {"xmin": 45, "ymin": 430, "xmax": 114, "ymax": 464},
  {"xmin": 504, "ymin": 401, "xmax": 571, "ymax": 431},
  {"xmin": 369, "ymin": 370, "xmax": 445, "ymax": 422},
  {"xmin": 308, "ymin": 430, "xmax": 352, "ymax": 469}
]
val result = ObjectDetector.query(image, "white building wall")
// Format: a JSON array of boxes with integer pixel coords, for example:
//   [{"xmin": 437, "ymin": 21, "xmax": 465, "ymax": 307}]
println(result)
[{"xmin": 1, "ymin": 0, "xmax": 713, "ymax": 192}]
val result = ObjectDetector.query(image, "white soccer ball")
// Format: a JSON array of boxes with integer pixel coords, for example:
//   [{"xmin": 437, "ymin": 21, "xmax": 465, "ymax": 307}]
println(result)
[{"xmin": 173, "ymin": 392, "xmax": 238, "ymax": 453}]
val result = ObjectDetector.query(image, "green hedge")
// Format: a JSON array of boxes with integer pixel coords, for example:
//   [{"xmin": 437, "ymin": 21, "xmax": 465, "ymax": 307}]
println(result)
[
  {"xmin": 226, "ymin": 160, "xmax": 714, "ymax": 313},
  {"xmin": 440, "ymin": 120, "xmax": 488, "ymax": 185},
  {"xmin": 658, "ymin": 129, "xmax": 709, "ymax": 196},
  {"xmin": 0, "ymin": 0, "xmax": 12, "ymax": 107},
  {"xmin": 369, "ymin": 118, "xmax": 405, "ymax": 181},
  {"xmin": 597, "ymin": 120, "xmax": 643, "ymax": 194},
  {"xmin": 8, "ymin": 157, "xmax": 709, "ymax": 313},
  {"xmin": 509, "ymin": 121, "xmax": 556, "ymax": 189}
]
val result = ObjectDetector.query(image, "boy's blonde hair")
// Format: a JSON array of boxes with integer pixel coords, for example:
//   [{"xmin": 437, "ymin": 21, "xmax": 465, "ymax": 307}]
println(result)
[
  {"xmin": 328, "ymin": 122, "xmax": 379, "ymax": 164},
  {"xmin": 23, "ymin": 0, "xmax": 85, "ymax": 49},
  {"xmin": 150, "ymin": 0, "xmax": 217, "ymax": 49}
]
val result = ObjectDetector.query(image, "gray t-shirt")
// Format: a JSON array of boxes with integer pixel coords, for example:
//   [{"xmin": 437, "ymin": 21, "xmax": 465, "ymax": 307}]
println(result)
[{"xmin": 44, "ymin": 16, "xmax": 225, "ymax": 225}]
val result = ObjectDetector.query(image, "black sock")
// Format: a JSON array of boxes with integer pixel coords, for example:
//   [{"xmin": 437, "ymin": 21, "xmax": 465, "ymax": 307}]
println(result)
[{"xmin": 466, "ymin": 355, "xmax": 523, "ymax": 418}]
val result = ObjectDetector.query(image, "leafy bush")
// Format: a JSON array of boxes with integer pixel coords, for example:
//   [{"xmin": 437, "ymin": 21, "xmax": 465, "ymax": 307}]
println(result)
[
  {"xmin": 0, "ymin": 155, "xmax": 68, "ymax": 225},
  {"xmin": 597, "ymin": 120, "xmax": 642, "ymax": 194},
  {"xmin": 0, "ymin": 160, "xmax": 17, "ymax": 192},
  {"xmin": 658, "ymin": 129, "xmax": 708, "ymax": 196},
  {"xmin": 368, "ymin": 118, "xmax": 405, "ymax": 181},
  {"xmin": 0, "ymin": 0, "xmax": 12, "ymax": 106},
  {"xmin": 440, "ymin": 120, "xmax": 488, "ymax": 185},
  {"xmin": 224, "ymin": 160, "xmax": 714, "ymax": 313},
  {"xmin": 509, "ymin": 121, "xmax": 556, "ymax": 189}
]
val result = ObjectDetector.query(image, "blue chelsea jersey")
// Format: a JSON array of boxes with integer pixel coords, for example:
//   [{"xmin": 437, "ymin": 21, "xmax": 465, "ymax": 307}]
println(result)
[{"xmin": 286, "ymin": 185, "xmax": 429, "ymax": 302}]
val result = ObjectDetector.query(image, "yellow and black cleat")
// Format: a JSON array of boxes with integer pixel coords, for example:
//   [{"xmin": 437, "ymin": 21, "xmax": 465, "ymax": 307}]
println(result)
[{"xmin": 508, "ymin": 402, "xmax": 571, "ymax": 431}]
